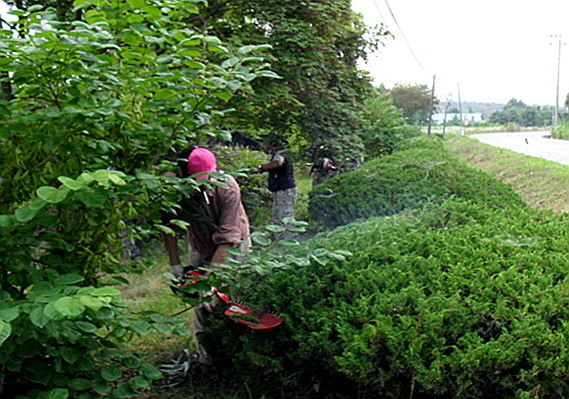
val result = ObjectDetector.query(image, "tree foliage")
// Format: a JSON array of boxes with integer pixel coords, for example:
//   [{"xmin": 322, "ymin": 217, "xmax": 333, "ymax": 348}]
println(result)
[
  {"xmin": 2, "ymin": 0, "xmax": 79, "ymax": 20},
  {"xmin": 2, "ymin": 0, "xmax": 393, "ymax": 162},
  {"xmin": 192, "ymin": 0, "xmax": 390, "ymax": 162},
  {"xmin": 360, "ymin": 91, "xmax": 420, "ymax": 158},
  {"xmin": 488, "ymin": 98, "xmax": 553, "ymax": 127},
  {"xmin": 389, "ymin": 83, "xmax": 437, "ymax": 125}
]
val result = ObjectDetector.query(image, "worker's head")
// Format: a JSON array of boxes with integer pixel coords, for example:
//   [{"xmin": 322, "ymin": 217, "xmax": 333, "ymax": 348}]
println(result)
[
  {"xmin": 261, "ymin": 134, "xmax": 284, "ymax": 152},
  {"xmin": 177, "ymin": 146, "xmax": 217, "ymax": 179}
]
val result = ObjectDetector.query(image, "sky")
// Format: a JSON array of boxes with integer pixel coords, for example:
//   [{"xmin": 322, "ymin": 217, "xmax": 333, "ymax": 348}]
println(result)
[{"xmin": 351, "ymin": 0, "xmax": 569, "ymax": 106}]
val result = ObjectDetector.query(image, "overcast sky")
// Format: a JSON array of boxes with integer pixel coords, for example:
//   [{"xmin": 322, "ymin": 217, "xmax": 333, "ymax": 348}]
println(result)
[{"xmin": 351, "ymin": 0, "xmax": 569, "ymax": 106}]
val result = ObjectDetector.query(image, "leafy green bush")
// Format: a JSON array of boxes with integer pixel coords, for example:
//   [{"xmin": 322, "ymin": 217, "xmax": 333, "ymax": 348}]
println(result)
[
  {"xmin": 0, "ymin": 171, "xmax": 190, "ymax": 399},
  {"xmin": 0, "ymin": 1, "xmax": 278, "ymax": 397},
  {"xmin": 204, "ymin": 199, "xmax": 569, "ymax": 398},
  {"xmin": 360, "ymin": 93, "xmax": 418, "ymax": 159},
  {"xmin": 551, "ymin": 121, "xmax": 569, "ymax": 140},
  {"xmin": 309, "ymin": 139, "xmax": 526, "ymax": 229}
]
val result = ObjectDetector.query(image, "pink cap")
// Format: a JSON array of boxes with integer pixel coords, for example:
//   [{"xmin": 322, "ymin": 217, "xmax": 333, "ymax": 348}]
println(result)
[{"xmin": 187, "ymin": 147, "xmax": 217, "ymax": 179}]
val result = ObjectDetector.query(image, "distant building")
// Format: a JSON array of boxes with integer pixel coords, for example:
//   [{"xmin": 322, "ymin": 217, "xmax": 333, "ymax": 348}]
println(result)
[{"xmin": 432, "ymin": 112, "xmax": 483, "ymax": 125}]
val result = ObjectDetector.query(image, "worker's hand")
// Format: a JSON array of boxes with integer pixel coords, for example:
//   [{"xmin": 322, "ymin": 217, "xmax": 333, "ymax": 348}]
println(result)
[
  {"xmin": 250, "ymin": 165, "xmax": 263, "ymax": 174},
  {"xmin": 171, "ymin": 263, "xmax": 184, "ymax": 278}
]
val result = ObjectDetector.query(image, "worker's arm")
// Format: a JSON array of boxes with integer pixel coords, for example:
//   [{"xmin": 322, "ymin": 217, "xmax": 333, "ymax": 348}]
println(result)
[
  {"xmin": 258, "ymin": 160, "xmax": 282, "ymax": 171},
  {"xmin": 162, "ymin": 232, "xmax": 183, "ymax": 277},
  {"xmin": 210, "ymin": 243, "xmax": 233, "ymax": 268},
  {"xmin": 258, "ymin": 153, "xmax": 284, "ymax": 172}
]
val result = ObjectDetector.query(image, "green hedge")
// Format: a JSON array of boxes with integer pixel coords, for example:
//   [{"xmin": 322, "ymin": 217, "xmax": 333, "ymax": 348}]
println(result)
[
  {"xmin": 309, "ymin": 138, "xmax": 526, "ymax": 229},
  {"xmin": 204, "ymin": 199, "xmax": 569, "ymax": 398}
]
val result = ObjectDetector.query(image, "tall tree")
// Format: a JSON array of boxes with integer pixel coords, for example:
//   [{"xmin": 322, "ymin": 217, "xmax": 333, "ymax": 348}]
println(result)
[
  {"xmin": 360, "ymin": 91, "xmax": 412, "ymax": 158},
  {"xmin": 389, "ymin": 83, "xmax": 437, "ymax": 125},
  {"xmin": 193, "ymin": 0, "xmax": 388, "ymax": 162}
]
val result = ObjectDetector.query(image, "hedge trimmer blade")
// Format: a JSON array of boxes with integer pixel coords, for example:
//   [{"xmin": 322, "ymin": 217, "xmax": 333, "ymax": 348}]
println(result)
[
  {"xmin": 223, "ymin": 300, "xmax": 285, "ymax": 330},
  {"xmin": 170, "ymin": 268, "xmax": 206, "ymax": 299},
  {"xmin": 172, "ymin": 266, "xmax": 285, "ymax": 330}
]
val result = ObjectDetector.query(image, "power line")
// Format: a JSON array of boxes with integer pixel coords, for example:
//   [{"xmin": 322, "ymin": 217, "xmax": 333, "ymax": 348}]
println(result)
[
  {"xmin": 381, "ymin": 0, "xmax": 426, "ymax": 71},
  {"xmin": 369, "ymin": 0, "xmax": 388, "ymax": 25}
]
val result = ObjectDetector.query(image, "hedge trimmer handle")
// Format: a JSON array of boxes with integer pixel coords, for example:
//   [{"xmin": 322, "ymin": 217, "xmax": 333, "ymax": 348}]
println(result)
[{"xmin": 171, "ymin": 266, "xmax": 284, "ymax": 330}]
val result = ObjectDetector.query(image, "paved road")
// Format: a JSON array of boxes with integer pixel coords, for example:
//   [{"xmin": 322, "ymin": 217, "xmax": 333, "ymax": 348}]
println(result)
[{"xmin": 470, "ymin": 130, "xmax": 569, "ymax": 166}]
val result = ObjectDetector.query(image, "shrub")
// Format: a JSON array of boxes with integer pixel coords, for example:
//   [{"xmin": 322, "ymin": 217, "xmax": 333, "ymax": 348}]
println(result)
[
  {"xmin": 309, "ymin": 139, "xmax": 526, "ymax": 229},
  {"xmin": 551, "ymin": 121, "xmax": 569, "ymax": 140},
  {"xmin": 203, "ymin": 199, "xmax": 569, "ymax": 398},
  {"xmin": 0, "ymin": 2, "xmax": 277, "ymax": 397}
]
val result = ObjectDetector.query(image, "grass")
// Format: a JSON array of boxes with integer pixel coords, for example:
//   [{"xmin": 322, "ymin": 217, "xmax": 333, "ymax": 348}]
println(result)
[
  {"xmin": 117, "ymin": 241, "xmax": 195, "ymax": 365},
  {"xmin": 445, "ymin": 135, "xmax": 569, "ymax": 214},
  {"xmin": 118, "ymin": 252, "xmax": 262, "ymax": 399}
]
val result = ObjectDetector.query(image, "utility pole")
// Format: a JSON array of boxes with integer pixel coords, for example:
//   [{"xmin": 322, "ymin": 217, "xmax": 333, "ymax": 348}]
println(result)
[
  {"xmin": 427, "ymin": 75, "xmax": 436, "ymax": 137},
  {"xmin": 442, "ymin": 100, "xmax": 450, "ymax": 138},
  {"xmin": 551, "ymin": 34, "xmax": 564, "ymax": 125},
  {"xmin": 457, "ymin": 83, "xmax": 464, "ymax": 135}
]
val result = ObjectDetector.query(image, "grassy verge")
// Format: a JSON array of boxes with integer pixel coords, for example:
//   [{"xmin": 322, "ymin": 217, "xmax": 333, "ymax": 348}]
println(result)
[
  {"xmin": 427, "ymin": 124, "xmax": 546, "ymax": 137},
  {"xmin": 445, "ymin": 135, "xmax": 569, "ymax": 214}
]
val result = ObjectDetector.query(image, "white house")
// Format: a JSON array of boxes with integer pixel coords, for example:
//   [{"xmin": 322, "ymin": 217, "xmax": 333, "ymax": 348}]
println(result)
[{"xmin": 432, "ymin": 112, "xmax": 483, "ymax": 125}]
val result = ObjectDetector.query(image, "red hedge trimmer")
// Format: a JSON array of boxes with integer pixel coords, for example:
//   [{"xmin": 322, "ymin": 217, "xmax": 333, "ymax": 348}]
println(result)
[{"xmin": 171, "ymin": 266, "xmax": 284, "ymax": 330}]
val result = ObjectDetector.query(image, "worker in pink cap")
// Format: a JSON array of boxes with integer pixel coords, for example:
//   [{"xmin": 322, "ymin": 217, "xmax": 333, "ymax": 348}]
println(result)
[{"xmin": 162, "ymin": 145, "xmax": 250, "ymax": 367}]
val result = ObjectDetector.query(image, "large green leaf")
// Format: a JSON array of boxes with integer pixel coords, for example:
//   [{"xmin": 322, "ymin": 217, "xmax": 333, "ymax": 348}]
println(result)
[
  {"xmin": 79, "ymin": 295, "xmax": 105, "ymax": 311},
  {"xmin": 212, "ymin": 92, "xmax": 233, "ymax": 101},
  {"xmin": 75, "ymin": 321, "xmax": 98, "ymax": 333},
  {"xmin": 54, "ymin": 297, "xmax": 86, "ymax": 317},
  {"xmin": 0, "ymin": 215, "xmax": 15, "ymax": 228},
  {"xmin": 44, "ymin": 388, "xmax": 69, "ymax": 399},
  {"xmin": 0, "ymin": 319, "xmax": 12, "ymax": 346},
  {"xmin": 60, "ymin": 347, "xmax": 81, "ymax": 364},
  {"xmin": 29, "ymin": 307, "xmax": 50, "ymax": 328},
  {"xmin": 54, "ymin": 273, "xmax": 84, "ymax": 285},
  {"xmin": 37, "ymin": 186, "xmax": 71, "ymax": 204},
  {"xmin": 127, "ymin": 0, "xmax": 144, "ymax": 7},
  {"xmin": 28, "ymin": 197, "xmax": 48, "ymax": 211},
  {"xmin": 140, "ymin": 362, "xmax": 162, "ymax": 379},
  {"xmin": 113, "ymin": 382, "xmax": 136, "ymax": 398},
  {"xmin": 101, "ymin": 365, "xmax": 122, "ymax": 381},
  {"xmin": 154, "ymin": 88, "xmax": 177, "ymax": 100},
  {"xmin": 75, "ymin": 188, "xmax": 107, "ymax": 207},
  {"xmin": 91, "ymin": 287, "xmax": 122, "ymax": 297},
  {"xmin": 0, "ymin": 306, "xmax": 20, "ymax": 322},
  {"xmin": 58, "ymin": 176, "xmax": 84, "ymax": 191},
  {"xmin": 15, "ymin": 205, "xmax": 39, "ymax": 222}
]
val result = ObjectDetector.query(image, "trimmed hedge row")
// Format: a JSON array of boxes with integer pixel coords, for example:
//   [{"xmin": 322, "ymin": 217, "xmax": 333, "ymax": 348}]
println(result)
[
  {"xmin": 207, "ymin": 199, "xmax": 569, "ymax": 398},
  {"xmin": 309, "ymin": 138, "xmax": 526, "ymax": 229}
]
